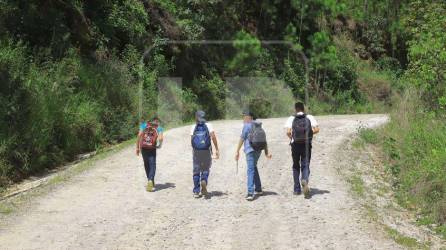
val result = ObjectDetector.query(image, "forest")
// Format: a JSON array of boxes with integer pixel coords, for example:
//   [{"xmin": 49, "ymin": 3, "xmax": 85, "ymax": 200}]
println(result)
[{"xmin": 0, "ymin": 0, "xmax": 445, "ymax": 237}]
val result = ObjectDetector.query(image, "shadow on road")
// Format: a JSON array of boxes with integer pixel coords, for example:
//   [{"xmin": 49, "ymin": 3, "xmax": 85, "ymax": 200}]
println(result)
[
  {"xmin": 155, "ymin": 182, "xmax": 176, "ymax": 192},
  {"xmin": 261, "ymin": 191, "xmax": 278, "ymax": 196},
  {"xmin": 310, "ymin": 188, "xmax": 330, "ymax": 197},
  {"xmin": 204, "ymin": 191, "xmax": 228, "ymax": 199}
]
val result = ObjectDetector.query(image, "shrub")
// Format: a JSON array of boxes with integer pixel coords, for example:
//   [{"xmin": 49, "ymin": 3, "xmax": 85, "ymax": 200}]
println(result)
[{"xmin": 379, "ymin": 90, "xmax": 446, "ymax": 229}]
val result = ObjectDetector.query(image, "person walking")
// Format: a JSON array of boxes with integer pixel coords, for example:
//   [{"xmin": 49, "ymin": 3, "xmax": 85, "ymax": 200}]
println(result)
[
  {"xmin": 235, "ymin": 111, "xmax": 272, "ymax": 201},
  {"xmin": 284, "ymin": 102, "xmax": 320, "ymax": 198},
  {"xmin": 136, "ymin": 116, "xmax": 164, "ymax": 192},
  {"xmin": 190, "ymin": 111, "xmax": 220, "ymax": 198}
]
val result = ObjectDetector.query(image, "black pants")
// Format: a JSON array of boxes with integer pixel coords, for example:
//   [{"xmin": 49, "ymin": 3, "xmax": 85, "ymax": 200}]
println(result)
[
  {"xmin": 141, "ymin": 149, "xmax": 156, "ymax": 183},
  {"xmin": 291, "ymin": 142, "xmax": 312, "ymax": 192}
]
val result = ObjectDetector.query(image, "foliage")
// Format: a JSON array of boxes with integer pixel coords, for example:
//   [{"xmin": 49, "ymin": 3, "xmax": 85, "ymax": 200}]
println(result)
[
  {"xmin": 0, "ymin": 0, "xmax": 422, "ymax": 202},
  {"xmin": 357, "ymin": 89, "xmax": 445, "ymax": 237},
  {"xmin": 402, "ymin": 0, "xmax": 446, "ymax": 111}
]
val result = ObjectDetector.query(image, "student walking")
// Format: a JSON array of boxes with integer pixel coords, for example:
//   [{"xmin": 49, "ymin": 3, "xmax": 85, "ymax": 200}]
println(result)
[
  {"xmin": 235, "ymin": 111, "xmax": 272, "ymax": 201},
  {"xmin": 136, "ymin": 116, "xmax": 164, "ymax": 192},
  {"xmin": 284, "ymin": 102, "xmax": 320, "ymax": 198},
  {"xmin": 190, "ymin": 111, "xmax": 220, "ymax": 198}
]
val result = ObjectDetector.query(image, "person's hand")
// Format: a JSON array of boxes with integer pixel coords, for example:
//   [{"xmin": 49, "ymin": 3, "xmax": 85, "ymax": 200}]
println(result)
[
  {"xmin": 136, "ymin": 148, "xmax": 140, "ymax": 156},
  {"xmin": 266, "ymin": 153, "xmax": 272, "ymax": 160},
  {"xmin": 216, "ymin": 150, "xmax": 220, "ymax": 159},
  {"xmin": 235, "ymin": 151, "xmax": 240, "ymax": 161}
]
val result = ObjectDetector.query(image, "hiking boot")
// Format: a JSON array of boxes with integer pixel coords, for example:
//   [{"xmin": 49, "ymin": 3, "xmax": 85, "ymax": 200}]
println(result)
[
  {"xmin": 193, "ymin": 193, "xmax": 201, "ymax": 198},
  {"xmin": 146, "ymin": 180, "xmax": 154, "ymax": 192},
  {"xmin": 200, "ymin": 180, "xmax": 208, "ymax": 196},
  {"xmin": 254, "ymin": 190, "xmax": 263, "ymax": 196},
  {"xmin": 301, "ymin": 180, "xmax": 310, "ymax": 198},
  {"xmin": 245, "ymin": 194, "xmax": 255, "ymax": 201}
]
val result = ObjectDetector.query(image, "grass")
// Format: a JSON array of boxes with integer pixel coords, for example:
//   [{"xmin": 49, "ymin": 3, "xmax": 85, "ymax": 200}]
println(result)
[
  {"xmin": 348, "ymin": 174, "xmax": 365, "ymax": 197},
  {"xmin": 384, "ymin": 226, "xmax": 427, "ymax": 249},
  {"xmin": 0, "ymin": 203, "xmax": 13, "ymax": 215},
  {"xmin": 352, "ymin": 127, "xmax": 380, "ymax": 149}
]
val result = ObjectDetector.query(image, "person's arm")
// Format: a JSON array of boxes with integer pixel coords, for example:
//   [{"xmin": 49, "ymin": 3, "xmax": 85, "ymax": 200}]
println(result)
[
  {"xmin": 157, "ymin": 132, "xmax": 164, "ymax": 148},
  {"xmin": 210, "ymin": 131, "xmax": 219, "ymax": 159},
  {"xmin": 286, "ymin": 128, "xmax": 292, "ymax": 139},
  {"xmin": 285, "ymin": 117, "xmax": 293, "ymax": 139},
  {"xmin": 264, "ymin": 143, "xmax": 272, "ymax": 159},
  {"xmin": 235, "ymin": 138, "xmax": 244, "ymax": 161},
  {"xmin": 136, "ymin": 131, "xmax": 143, "ymax": 156},
  {"xmin": 309, "ymin": 116, "xmax": 320, "ymax": 135}
]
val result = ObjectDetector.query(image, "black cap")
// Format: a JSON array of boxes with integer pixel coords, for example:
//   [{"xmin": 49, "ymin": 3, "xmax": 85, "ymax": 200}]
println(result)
[{"xmin": 195, "ymin": 110, "xmax": 206, "ymax": 123}]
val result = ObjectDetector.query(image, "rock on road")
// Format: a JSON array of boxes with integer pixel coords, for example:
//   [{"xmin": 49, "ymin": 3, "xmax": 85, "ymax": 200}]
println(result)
[{"xmin": 0, "ymin": 114, "xmax": 402, "ymax": 250}]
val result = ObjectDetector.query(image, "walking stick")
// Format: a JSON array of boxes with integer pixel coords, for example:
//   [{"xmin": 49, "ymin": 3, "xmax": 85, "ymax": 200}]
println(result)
[{"xmin": 236, "ymin": 160, "xmax": 239, "ymax": 175}]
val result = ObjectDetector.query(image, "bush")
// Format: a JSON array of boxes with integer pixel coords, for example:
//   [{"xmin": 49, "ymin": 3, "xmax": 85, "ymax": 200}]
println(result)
[
  {"xmin": 0, "ymin": 42, "xmax": 146, "ymax": 187},
  {"xmin": 378, "ymin": 90, "xmax": 446, "ymax": 230}
]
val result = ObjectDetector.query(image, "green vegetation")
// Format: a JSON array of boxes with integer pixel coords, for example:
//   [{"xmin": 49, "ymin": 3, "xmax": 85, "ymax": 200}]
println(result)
[
  {"xmin": 0, "ymin": 0, "xmax": 375, "ymax": 189},
  {"xmin": 348, "ymin": 174, "xmax": 365, "ymax": 197},
  {"xmin": 344, "ymin": 0, "xmax": 446, "ymax": 237},
  {"xmin": 384, "ymin": 226, "xmax": 427, "ymax": 249},
  {"xmin": 0, "ymin": 203, "xmax": 13, "ymax": 215}
]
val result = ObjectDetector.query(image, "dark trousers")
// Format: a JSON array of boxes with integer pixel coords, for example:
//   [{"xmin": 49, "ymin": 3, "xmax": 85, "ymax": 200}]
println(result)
[
  {"xmin": 192, "ymin": 149, "xmax": 212, "ymax": 193},
  {"xmin": 291, "ymin": 142, "xmax": 312, "ymax": 192},
  {"xmin": 141, "ymin": 149, "xmax": 156, "ymax": 183}
]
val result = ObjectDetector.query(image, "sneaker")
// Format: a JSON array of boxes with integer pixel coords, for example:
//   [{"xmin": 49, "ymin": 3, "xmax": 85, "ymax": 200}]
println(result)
[
  {"xmin": 245, "ymin": 194, "xmax": 255, "ymax": 201},
  {"xmin": 200, "ymin": 180, "xmax": 208, "ymax": 196},
  {"xmin": 301, "ymin": 180, "xmax": 310, "ymax": 198},
  {"xmin": 254, "ymin": 190, "xmax": 263, "ymax": 196},
  {"xmin": 146, "ymin": 180, "xmax": 154, "ymax": 192},
  {"xmin": 293, "ymin": 191, "xmax": 302, "ymax": 196},
  {"xmin": 193, "ymin": 193, "xmax": 201, "ymax": 198}
]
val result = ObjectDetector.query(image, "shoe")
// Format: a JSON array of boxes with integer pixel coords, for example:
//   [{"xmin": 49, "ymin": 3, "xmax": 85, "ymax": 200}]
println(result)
[
  {"xmin": 245, "ymin": 194, "xmax": 255, "ymax": 201},
  {"xmin": 193, "ymin": 193, "xmax": 201, "ymax": 198},
  {"xmin": 293, "ymin": 191, "xmax": 302, "ymax": 195},
  {"xmin": 200, "ymin": 180, "xmax": 208, "ymax": 196},
  {"xmin": 254, "ymin": 190, "xmax": 263, "ymax": 196},
  {"xmin": 301, "ymin": 180, "xmax": 310, "ymax": 198},
  {"xmin": 146, "ymin": 180, "xmax": 154, "ymax": 192}
]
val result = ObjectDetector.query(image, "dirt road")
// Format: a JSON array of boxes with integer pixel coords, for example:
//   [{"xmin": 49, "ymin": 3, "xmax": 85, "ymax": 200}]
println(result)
[{"xmin": 0, "ymin": 115, "xmax": 402, "ymax": 250}]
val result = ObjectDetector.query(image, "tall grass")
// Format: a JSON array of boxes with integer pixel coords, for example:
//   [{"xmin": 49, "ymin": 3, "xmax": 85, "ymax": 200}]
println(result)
[
  {"xmin": 375, "ymin": 89, "xmax": 446, "ymax": 237},
  {"xmin": 0, "ymin": 42, "xmax": 151, "ymax": 189}
]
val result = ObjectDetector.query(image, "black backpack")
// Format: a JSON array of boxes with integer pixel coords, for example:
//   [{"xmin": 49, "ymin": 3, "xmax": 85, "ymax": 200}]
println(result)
[
  {"xmin": 292, "ymin": 114, "xmax": 313, "ymax": 144},
  {"xmin": 248, "ymin": 122, "xmax": 267, "ymax": 151}
]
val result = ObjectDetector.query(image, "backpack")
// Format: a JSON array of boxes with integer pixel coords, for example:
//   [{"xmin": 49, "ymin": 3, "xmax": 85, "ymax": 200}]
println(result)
[
  {"xmin": 191, "ymin": 122, "xmax": 211, "ymax": 150},
  {"xmin": 292, "ymin": 114, "xmax": 313, "ymax": 144},
  {"xmin": 248, "ymin": 122, "xmax": 267, "ymax": 151},
  {"xmin": 140, "ymin": 122, "xmax": 159, "ymax": 150}
]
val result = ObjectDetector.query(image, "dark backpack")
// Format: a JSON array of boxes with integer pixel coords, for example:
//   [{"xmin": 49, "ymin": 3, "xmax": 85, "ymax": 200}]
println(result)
[
  {"xmin": 292, "ymin": 114, "xmax": 313, "ymax": 144},
  {"xmin": 248, "ymin": 122, "xmax": 267, "ymax": 151},
  {"xmin": 140, "ymin": 122, "xmax": 159, "ymax": 150},
  {"xmin": 191, "ymin": 123, "xmax": 211, "ymax": 150}
]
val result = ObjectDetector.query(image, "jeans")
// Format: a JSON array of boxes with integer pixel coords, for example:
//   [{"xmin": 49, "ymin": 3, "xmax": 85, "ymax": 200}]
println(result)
[
  {"xmin": 192, "ymin": 149, "xmax": 212, "ymax": 193},
  {"xmin": 246, "ymin": 150, "xmax": 262, "ymax": 194},
  {"xmin": 141, "ymin": 149, "xmax": 156, "ymax": 183},
  {"xmin": 193, "ymin": 170, "xmax": 209, "ymax": 193},
  {"xmin": 291, "ymin": 142, "xmax": 312, "ymax": 192}
]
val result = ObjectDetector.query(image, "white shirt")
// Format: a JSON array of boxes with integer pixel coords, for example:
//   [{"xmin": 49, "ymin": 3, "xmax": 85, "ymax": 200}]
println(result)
[
  {"xmin": 190, "ymin": 122, "xmax": 214, "ymax": 135},
  {"xmin": 284, "ymin": 112, "xmax": 318, "ymax": 129}
]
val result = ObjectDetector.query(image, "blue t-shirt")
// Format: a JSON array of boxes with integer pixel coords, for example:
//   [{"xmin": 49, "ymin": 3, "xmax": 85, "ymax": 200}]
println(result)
[
  {"xmin": 241, "ymin": 122, "xmax": 254, "ymax": 154},
  {"xmin": 139, "ymin": 122, "xmax": 164, "ymax": 134}
]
